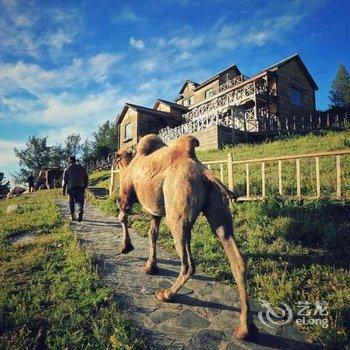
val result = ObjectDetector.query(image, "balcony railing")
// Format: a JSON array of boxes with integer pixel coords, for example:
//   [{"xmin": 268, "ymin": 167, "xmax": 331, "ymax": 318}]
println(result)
[
  {"xmin": 182, "ymin": 78, "xmax": 276, "ymax": 122},
  {"xmin": 158, "ymin": 111, "xmax": 349, "ymax": 143}
]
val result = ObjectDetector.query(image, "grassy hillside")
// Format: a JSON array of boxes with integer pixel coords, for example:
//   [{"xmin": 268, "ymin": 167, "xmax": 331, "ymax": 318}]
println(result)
[
  {"xmin": 0, "ymin": 191, "xmax": 144, "ymax": 349},
  {"xmin": 89, "ymin": 130, "xmax": 350, "ymax": 348},
  {"xmin": 90, "ymin": 130, "xmax": 350, "ymax": 198}
]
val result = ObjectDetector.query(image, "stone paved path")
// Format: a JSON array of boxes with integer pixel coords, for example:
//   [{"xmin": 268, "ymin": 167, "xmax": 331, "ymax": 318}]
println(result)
[{"xmin": 57, "ymin": 201, "xmax": 318, "ymax": 350}]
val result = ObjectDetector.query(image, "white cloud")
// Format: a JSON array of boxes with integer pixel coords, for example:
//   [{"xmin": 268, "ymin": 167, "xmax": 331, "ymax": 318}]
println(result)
[
  {"xmin": 168, "ymin": 35, "xmax": 204, "ymax": 50},
  {"xmin": 88, "ymin": 53, "xmax": 124, "ymax": 82},
  {"xmin": 139, "ymin": 82, "xmax": 154, "ymax": 91},
  {"xmin": 0, "ymin": 53, "xmax": 123, "ymax": 98},
  {"xmin": 139, "ymin": 58, "xmax": 156, "ymax": 73},
  {"xmin": 0, "ymin": 1, "xmax": 81, "ymax": 59},
  {"xmin": 49, "ymin": 30, "xmax": 73, "ymax": 53},
  {"xmin": 0, "ymin": 139, "xmax": 24, "ymax": 167},
  {"xmin": 129, "ymin": 36, "xmax": 145, "ymax": 50}
]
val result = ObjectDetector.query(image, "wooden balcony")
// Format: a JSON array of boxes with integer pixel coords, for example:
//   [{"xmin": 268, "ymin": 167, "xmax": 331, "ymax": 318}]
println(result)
[{"xmin": 182, "ymin": 75, "xmax": 276, "ymax": 122}]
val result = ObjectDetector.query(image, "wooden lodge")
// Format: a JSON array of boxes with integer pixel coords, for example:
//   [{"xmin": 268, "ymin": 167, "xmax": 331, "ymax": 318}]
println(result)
[{"xmin": 117, "ymin": 53, "xmax": 320, "ymax": 150}]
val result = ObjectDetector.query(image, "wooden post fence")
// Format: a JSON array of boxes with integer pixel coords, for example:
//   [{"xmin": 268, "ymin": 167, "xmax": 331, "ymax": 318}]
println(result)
[
  {"xmin": 199, "ymin": 149, "xmax": 350, "ymax": 201},
  {"xmin": 109, "ymin": 149, "xmax": 350, "ymax": 200}
]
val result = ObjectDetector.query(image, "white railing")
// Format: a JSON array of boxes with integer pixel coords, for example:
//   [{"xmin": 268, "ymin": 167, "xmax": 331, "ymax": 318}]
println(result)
[
  {"xmin": 182, "ymin": 77, "xmax": 276, "ymax": 122},
  {"xmin": 158, "ymin": 110, "xmax": 349, "ymax": 143}
]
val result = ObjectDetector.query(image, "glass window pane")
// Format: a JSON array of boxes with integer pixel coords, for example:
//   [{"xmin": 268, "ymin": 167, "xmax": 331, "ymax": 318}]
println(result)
[
  {"xmin": 291, "ymin": 87, "xmax": 302, "ymax": 106},
  {"xmin": 125, "ymin": 123, "xmax": 132, "ymax": 139}
]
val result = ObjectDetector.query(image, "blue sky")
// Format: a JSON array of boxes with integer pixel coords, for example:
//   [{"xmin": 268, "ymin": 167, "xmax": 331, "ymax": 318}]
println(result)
[{"xmin": 1, "ymin": 0, "xmax": 349, "ymax": 179}]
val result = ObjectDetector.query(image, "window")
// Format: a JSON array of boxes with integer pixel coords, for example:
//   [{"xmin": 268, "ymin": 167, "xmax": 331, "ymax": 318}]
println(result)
[
  {"xmin": 290, "ymin": 86, "xmax": 302, "ymax": 106},
  {"xmin": 124, "ymin": 122, "xmax": 132, "ymax": 140},
  {"xmin": 183, "ymin": 96, "xmax": 194, "ymax": 107},
  {"xmin": 205, "ymin": 88, "xmax": 214, "ymax": 99}
]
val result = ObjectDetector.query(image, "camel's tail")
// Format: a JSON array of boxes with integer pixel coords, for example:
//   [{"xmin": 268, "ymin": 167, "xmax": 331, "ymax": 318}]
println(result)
[{"xmin": 203, "ymin": 169, "xmax": 238, "ymax": 204}]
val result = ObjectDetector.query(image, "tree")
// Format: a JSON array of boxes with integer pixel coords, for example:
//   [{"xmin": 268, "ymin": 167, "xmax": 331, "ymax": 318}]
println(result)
[
  {"xmin": 14, "ymin": 136, "xmax": 51, "ymax": 182},
  {"xmin": 50, "ymin": 144, "xmax": 66, "ymax": 168},
  {"xmin": 329, "ymin": 64, "xmax": 350, "ymax": 109},
  {"xmin": 81, "ymin": 140, "xmax": 95, "ymax": 171},
  {"xmin": 64, "ymin": 134, "xmax": 81, "ymax": 160},
  {"xmin": 0, "ymin": 172, "xmax": 10, "ymax": 198},
  {"xmin": 92, "ymin": 121, "xmax": 118, "ymax": 161}
]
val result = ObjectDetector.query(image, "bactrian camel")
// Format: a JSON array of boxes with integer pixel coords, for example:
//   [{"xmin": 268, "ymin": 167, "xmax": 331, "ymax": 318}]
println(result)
[{"xmin": 115, "ymin": 134, "xmax": 257, "ymax": 340}]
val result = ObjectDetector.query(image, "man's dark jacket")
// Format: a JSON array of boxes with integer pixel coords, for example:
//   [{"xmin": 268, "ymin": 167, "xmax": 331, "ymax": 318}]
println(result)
[{"xmin": 62, "ymin": 163, "xmax": 88, "ymax": 192}]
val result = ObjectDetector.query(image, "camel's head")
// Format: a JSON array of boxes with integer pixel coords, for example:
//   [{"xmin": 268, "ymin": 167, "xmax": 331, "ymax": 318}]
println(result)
[{"xmin": 113, "ymin": 149, "xmax": 134, "ymax": 169}]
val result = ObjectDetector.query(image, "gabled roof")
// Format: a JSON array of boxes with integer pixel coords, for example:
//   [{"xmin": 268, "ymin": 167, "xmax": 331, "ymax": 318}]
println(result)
[
  {"xmin": 194, "ymin": 64, "xmax": 241, "ymax": 91},
  {"xmin": 154, "ymin": 99, "xmax": 189, "ymax": 112},
  {"xmin": 117, "ymin": 102, "xmax": 172, "ymax": 124},
  {"xmin": 179, "ymin": 80, "xmax": 199, "ymax": 94},
  {"xmin": 261, "ymin": 53, "xmax": 318, "ymax": 90}
]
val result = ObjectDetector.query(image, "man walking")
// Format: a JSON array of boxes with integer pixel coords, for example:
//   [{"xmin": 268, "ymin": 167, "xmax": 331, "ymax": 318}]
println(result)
[
  {"xmin": 27, "ymin": 174, "xmax": 35, "ymax": 192},
  {"xmin": 62, "ymin": 156, "xmax": 88, "ymax": 222}
]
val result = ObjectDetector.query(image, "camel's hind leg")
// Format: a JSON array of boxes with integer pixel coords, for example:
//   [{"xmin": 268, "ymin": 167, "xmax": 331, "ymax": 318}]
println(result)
[
  {"xmin": 155, "ymin": 222, "xmax": 195, "ymax": 301},
  {"xmin": 202, "ymin": 190, "xmax": 257, "ymax": 341},
  {"xmin": 141, "ymin": 215, "xmax": 160, "ymax": 275}
]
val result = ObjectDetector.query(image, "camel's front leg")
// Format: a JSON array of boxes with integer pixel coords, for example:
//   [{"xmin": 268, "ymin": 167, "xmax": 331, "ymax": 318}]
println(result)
[
  {"xmin": 118, "ymin": 210, "xmax": 134, "ymax": 254},
  {"xmin": 141, "ymin": 216, "xmax": 160, "ymax": 275}
]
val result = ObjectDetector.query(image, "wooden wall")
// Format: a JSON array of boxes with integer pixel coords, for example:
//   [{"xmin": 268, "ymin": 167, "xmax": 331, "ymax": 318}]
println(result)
[
  {"xmin": 166, "ymin": 125, "xmax": 219, "ymax": 150},
  {"xmin": 119, "ymin": 108, "xmax": 138, "ymax": 149},
  {"xmin": 194, "ymin": 80, "xmax": 219, "ymax": 105},
  {"xmin": 276, "ymin": 60, "xmax": 316, "ymax": 117}
]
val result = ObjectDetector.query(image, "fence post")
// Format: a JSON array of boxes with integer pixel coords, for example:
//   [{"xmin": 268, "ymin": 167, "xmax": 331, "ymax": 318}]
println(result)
[
  {"xmin": 278, "ymin": 160, "xmax": 283, "ymax": 195},
  {"xmin": 318, "ymin": 113, "xmax": 322, "ymax": 129},
  {"xmin": 261, "ymin": 162, "xmax": 266, "ymax": 198},
  {"xmin": 296, "ymin": 159, "xmax": 301, "ymax": 197},
  {"xmin": 109, "ymin": 165, "xmax": 115, "ymax": 197},
  {"xmin": 315, "ymin": 157, "xmax": 320, "ymax": 198},
  {"xmin": 227, "ymin": 153, "xmax": 234, "ymax": 190},
  {"xmin": 246, "ymin": 163, "xmax": 250, "ymax": 198},
  {"xmin": 220, "ymin": 163, "xmax": 224, "ymax": 182},
  {"xmin": 336, "ymin": 155, "xmax": 341, "ymax": 198}
]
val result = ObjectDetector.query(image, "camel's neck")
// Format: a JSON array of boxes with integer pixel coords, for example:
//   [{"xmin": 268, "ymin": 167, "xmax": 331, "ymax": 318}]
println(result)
[{"xmin": 118, "ymin": 160, "xmax": 131, "ymax": 181}]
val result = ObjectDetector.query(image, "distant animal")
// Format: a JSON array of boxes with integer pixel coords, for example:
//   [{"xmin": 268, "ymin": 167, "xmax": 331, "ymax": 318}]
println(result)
[
  {"xmin": 34, "ymin": 168, "xmax": 63, "ymax": 191},
  {"xmin": 46, "ymin": 168, "xmax": 63, "ymax": 188},
  {"xmin": 115, "ymin": 134, "xmax": 257, "ymax": 341},
  {"xmin": 7, "ymin": 186, "xmax": 26, "ymax": 198}
]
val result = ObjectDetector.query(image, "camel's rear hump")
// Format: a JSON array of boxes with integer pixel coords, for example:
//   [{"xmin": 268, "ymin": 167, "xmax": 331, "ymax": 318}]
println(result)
[{"xmin": 170, "ymin": 135, "xmax": 200, "ymax": 159}]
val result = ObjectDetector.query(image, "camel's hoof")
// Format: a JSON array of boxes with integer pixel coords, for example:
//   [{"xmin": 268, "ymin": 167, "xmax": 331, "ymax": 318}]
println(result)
[
  {"xmin": 233, "ymin": 323, "xmax": 259, "ymax": 341},
  {"xmin": 120, "ymin": 243, "xmax": 134, "ymax": 254},
  {"xmin": 141, "ymin": 264, "xmax": 159, "ymax": 275},
  {"xmin": 155, "ymin": 289, "xmax": 172, "ymax": 302}
]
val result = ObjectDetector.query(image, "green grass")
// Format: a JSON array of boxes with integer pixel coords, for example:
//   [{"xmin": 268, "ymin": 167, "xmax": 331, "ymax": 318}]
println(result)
[
  {"xmin": 90, "ymin": 130, "xmax": 350, "ymax": 348},
  {"xmin": 0, "ymin": 190, "xmax": 144, "ymax": 349},
  {"xmin": 89, "ymin": 170, "xmax": 111, "ymax": 189}
]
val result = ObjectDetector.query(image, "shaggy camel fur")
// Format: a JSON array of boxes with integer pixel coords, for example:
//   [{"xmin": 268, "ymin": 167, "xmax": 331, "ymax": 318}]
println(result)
[{"xmin": 115, "ymin": 134, "xmax": 257, "ymax": 340}]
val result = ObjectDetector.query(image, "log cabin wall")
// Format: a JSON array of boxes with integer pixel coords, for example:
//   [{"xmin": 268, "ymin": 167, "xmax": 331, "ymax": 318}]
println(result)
[
  {"xmin": 166, "ymin": 125, "xmax": 219, "ymax": 150},
  {"xmin": 119, "ymin": 108, "xmax": 138, "ymax": 149},
  {"xmin": 276, "ymin": 60, "xmax": 316, "ymax": 117},
  {"xmin": 194, "ymin": 80, "xmax": 219, "ymax": 105}
]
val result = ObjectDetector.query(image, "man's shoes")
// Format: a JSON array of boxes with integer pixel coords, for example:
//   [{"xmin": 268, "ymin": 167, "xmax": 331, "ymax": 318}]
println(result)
[
  {"xmin": 70, "ymin": 214, "xmax": 76, "ymax": 221},
  {"xmin": 78, "ymin": 213, "xmax": 83, "ymax": 222}
]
